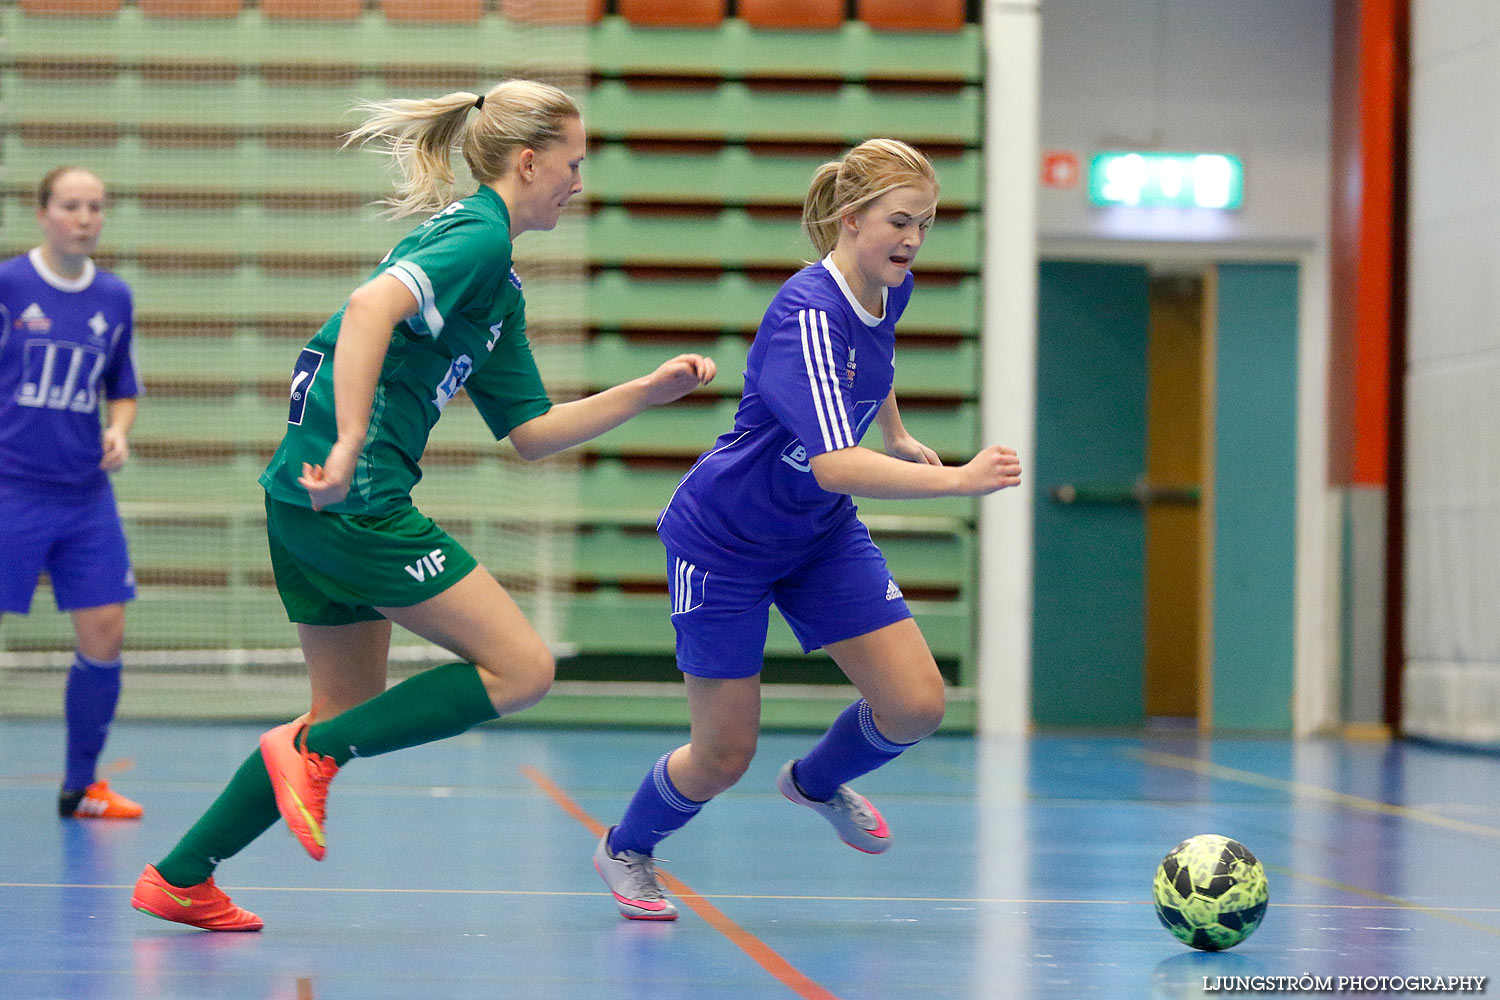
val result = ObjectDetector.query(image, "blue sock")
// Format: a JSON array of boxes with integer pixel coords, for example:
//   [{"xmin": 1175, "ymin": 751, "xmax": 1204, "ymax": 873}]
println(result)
[
  {"xmin": 791, "ymin": 699, "xmax": 916, "ymax": 802},
  {"xmin": 63, "ymin": 651, "xmax": 122, "ymax": 791},
  {"xmin": 609, "ymin": 752, "xmax": 706, "ymax": 857}
]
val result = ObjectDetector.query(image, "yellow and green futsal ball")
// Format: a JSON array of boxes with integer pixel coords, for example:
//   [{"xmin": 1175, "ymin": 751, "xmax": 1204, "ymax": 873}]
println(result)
[{"xmin": 1152, "ymin": 834, "xmax": 1269, "ymax": 951}]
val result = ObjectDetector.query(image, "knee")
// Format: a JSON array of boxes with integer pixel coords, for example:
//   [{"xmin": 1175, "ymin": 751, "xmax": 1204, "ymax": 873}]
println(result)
[
  {"xmin": 511, "ymin": 641, "xmax": 556, "ymax": 710},
  {"xmin": 74, "ymin": 607, "xmax": 126, "ymax": 661},
  {"xmin": 907, "ymin": 685, "xmax": 947, "ymax": 741},
  {"xmin": 479, "ymin": 639, "xmax": 554, "ymax": 713},
  {"xmin": 874, "ymin": 678, "xmax": 946, "ymax": 744},
  {"xmin": 690, "ymin": 740, "xmax": 756, "ymax": 794}
]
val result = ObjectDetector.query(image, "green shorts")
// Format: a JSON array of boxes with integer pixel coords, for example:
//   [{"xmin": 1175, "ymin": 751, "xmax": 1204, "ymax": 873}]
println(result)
[{"xmin": 264, "ymin": 494, "xmax": 479, "ymax": 626}]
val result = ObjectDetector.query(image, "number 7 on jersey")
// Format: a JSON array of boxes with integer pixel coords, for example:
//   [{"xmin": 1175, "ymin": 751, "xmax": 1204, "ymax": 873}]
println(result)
[{"xmin": 287, "ymin": 348, "xmax": 324, "ymax": 426}]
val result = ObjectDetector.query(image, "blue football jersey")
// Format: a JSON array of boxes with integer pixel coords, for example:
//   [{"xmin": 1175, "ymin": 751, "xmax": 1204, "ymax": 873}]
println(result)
[
  {"xmin": 0, "ymin": 249, "xmax": 140, "ymax": 487},
  {"xmin": 658, "ymin": 256, "xmax": 913, "ymax": 572}
]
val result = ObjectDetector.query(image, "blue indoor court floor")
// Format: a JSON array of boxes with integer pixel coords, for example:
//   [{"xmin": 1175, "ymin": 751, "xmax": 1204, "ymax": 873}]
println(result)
[{"xmin": 2, "ymin": 718, "xmax": 1498, "ymax": 999}]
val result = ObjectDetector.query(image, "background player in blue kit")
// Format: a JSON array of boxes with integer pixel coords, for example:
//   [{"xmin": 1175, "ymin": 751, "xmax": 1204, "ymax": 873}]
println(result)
[
  {"xmin": 594, "ymin": 138, "xmax": 1023, "ymax": 920},
  {"xmin": 0, "ymin": 166, "xmax": 144, "ymax": 821}
]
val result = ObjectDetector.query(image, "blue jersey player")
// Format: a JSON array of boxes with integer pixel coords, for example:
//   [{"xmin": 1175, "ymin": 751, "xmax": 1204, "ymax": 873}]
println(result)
[
  {"xmin": 595, "ymin": 139, "xmax": 1023, "ymax": 919},
  {"xmin": 0, "ymin": 166, "xmax": 144, "ymax": 820}
]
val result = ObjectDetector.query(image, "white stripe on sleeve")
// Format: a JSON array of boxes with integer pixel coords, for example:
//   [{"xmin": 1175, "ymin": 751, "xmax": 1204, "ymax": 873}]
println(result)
[
  {"xmin": 817, "ymin": 310, "xmax": 854, "ymax": 445},
  {"xmin": 806, "ymin": 309, "xmax": 847, "ymax": 449},
  {"xmin": 384, "ymin": 260, "xmax": 445, "ymax": 337},
  {"xmin": 799, "ymin": 309, "xmax": 836, "ymax": 451}
]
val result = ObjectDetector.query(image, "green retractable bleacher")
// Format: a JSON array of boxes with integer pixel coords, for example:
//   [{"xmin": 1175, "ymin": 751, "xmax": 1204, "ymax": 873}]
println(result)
[{"xmin": 0, "ymin": 1, "xmax": 985, "ymax": 725}]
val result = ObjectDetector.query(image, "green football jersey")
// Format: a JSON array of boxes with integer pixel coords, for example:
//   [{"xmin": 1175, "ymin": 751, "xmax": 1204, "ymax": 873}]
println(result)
[{"xmin": 260, "ymin": 186, "xmax": 552, "ymax": 514}]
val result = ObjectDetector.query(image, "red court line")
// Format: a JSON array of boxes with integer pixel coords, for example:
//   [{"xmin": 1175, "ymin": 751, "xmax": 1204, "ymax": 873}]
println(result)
[{"xmin": 519, "ymin": 764, "xmax": 843, "ymax": 1000}]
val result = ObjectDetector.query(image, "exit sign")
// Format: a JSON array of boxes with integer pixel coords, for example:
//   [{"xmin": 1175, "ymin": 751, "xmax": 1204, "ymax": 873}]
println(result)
[{"xmin": 1088, "ymin": 152, "xmax": 1243, "ymax": 209}]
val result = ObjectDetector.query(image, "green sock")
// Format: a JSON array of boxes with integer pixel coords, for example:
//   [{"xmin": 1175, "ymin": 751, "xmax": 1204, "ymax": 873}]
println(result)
[
  {"xmin": 155, "ymin": 747, "xmax": 280, "ymax": 888},
  {"xmin": 151, "ymin": 662, "xmax": 495, "ymax": 888},
  {"xmin": 303, "ymin": 661, "xmax": 498, "ymax": 766}
]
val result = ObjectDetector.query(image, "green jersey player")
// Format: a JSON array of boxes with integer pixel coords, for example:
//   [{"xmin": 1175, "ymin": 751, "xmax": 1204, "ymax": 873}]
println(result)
[{"xmin": 132, "ymin": 79, "xmax": 716, "ymax": 932}]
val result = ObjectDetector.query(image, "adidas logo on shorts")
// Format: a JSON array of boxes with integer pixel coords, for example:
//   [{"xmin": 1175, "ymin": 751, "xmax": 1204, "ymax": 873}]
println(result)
[{"xmin": 885, "ymin": 579, "xmax": 902, "ymax": 601}]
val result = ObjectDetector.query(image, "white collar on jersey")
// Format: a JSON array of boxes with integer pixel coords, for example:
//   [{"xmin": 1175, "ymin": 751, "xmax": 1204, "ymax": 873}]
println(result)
[
  {"xmin": 29, "ymin": 246, "xmax": 97, "ymax": 293},
  {"xmin": 820, "ymin": 253, "xmax": 886, "ymax": 327}
]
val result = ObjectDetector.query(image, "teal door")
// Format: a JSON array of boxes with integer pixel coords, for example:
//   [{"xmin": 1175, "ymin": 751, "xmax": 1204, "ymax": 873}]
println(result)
[
  {"xmin": 1032, "ymin": 261, "xmax": 1151, "ymax": 726},
  {"xmin": 1210, "ymin": 262, "xmax": 1299, "ymax": 731}
]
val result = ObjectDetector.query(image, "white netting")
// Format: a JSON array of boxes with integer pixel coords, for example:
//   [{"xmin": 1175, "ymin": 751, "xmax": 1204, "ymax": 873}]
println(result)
[{"xmin": 0, "ymin": 0, "xmax": 587, "ymax": 716}]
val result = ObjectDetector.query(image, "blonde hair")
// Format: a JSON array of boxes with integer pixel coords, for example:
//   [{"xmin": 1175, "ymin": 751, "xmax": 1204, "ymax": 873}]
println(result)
[
  {"xmin": 344, "ymin": 79, "xmax": 582, "ymax": 218},
  {"xmin": 802, "ymin": 138, "xmax": 939, "ymax": 257}
]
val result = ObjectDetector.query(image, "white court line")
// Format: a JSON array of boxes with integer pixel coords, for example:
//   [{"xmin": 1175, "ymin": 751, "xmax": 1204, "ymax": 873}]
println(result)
[{"xmin": 6, "ymin": 882, "xmax": 1500, "ymax": 912}]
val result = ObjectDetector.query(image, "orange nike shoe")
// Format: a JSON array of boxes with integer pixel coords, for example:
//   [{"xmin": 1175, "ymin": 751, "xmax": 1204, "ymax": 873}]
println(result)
[
  {"xmin": 65, "ymin": 780, "xmax": 144, "ymax": 820},
  {"xmin": 259, "ymin": 719, "xmax": 339, "ymax": 861},
  {"xmin": 131, "ymin": 864, "xmax": 263, "ymax": 932}
]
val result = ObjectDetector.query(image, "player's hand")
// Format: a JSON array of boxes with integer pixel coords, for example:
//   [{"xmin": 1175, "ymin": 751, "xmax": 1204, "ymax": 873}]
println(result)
[
  {"xmin": 953, "ymin": 445, "xmax": 1022, "ymax": 496},
  {"xmin": 885, "ymin": 432, "xmax": 941, "ymax": 466},
  {"xmin": 99, "ymin": 428, "xmax": 130, "ymax": 471},
  {"xmin": 298, "ymin": 438, "xmax": 360, "ymax": 511},
  {"xmin": 642, "ymin": 354, "xmax": 716, "ymax": 406}
]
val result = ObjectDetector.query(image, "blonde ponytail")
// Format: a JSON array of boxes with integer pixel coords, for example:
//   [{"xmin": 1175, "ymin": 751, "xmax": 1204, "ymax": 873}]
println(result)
[
  {"xmin": 346, "ymin": 79, "xmax": 582, "ymax": 218},
  {"xmin": 801, "ymin": 160, "xmax": 845, "ymax": 258}
]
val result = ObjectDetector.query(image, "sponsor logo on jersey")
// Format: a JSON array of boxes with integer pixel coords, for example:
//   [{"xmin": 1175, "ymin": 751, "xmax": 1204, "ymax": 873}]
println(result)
[
  {"xmin": 404, "ymin": 548, "xmax": 448, "ymax": 583},
  {"xmin": 432, "ymin": 354, "xmax": 473, "ymax": 413},
  {"xmin": 845, "ymin": 347, "xmax": 857, "ymax": 387},
  {"xmin": 508, "ymin": 266, "xmax": 523, "ymax": 290},
  {"xmin": 885, "ymin": 578, "xmax": 903, "ymax": 601},
  {"xmin": 18, "ymin": 303, "xmax": 50, "ymax": 333},
  {"xmin": 88, "ymin": 311, "xmax": 109, "ymax": 339},
  {"xmin": 16, "ymin": 341, "xmax": 106, "ymax": 411},
  {"xmin": 779, "ymin": 441, "xmax": 811, "ymax": 473}
]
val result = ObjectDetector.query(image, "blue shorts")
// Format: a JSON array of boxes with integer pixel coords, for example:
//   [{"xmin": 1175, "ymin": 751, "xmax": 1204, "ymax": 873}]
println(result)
[
  {"xmin": 666, "ymin": 519, "xmax": 913, "ymax": 679},
  {"xmin": 0, "ymin": 477, "xmax": 136, "ymax": 614}
]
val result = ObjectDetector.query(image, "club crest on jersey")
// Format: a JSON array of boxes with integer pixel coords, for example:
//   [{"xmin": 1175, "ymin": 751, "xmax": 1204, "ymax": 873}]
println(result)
[
  {"xmin": 508, "ymin": 266, "xmax": 523, "ymax": 290},
  {"xmin": 18, "ymin": 303, "xmax": 50, "ymax": 333},
  {"xmin": 780, "ymin": 441, "xmax": 811, "ymax": 473},
  {"xmin": 845, "ymin": 347, "xmax": 857, "ymax": 387},
  {"xmin": 88, "ymin": 311, "xmax": 109, "ymax": 339},
  {"xmin": 432, "ymin": 354, "xmax": 473, "ymax": 413}
]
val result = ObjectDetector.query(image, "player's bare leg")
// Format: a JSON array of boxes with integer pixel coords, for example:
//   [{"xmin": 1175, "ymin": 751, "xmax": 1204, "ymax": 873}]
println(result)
[
  {"xmin": 777, "ymin": 619, "xmax": 944, "ymax": 852},
  {"xmin": 379, "ymin": 565, "xmax": 554, "ymax": 716},
  {"xmin": 825, "ymin": 618, "xmax": 945, "ymax": 745}
]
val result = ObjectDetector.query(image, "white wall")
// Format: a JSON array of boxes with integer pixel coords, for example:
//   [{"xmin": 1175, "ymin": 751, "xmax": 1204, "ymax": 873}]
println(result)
[
  {"xmin": 1403, "ymin": 1, "xmax": 1500, "ymax": 745},
  {"xmin": 1037, "ymin": 0, "xmax": 1333, "ymax": 247}
]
